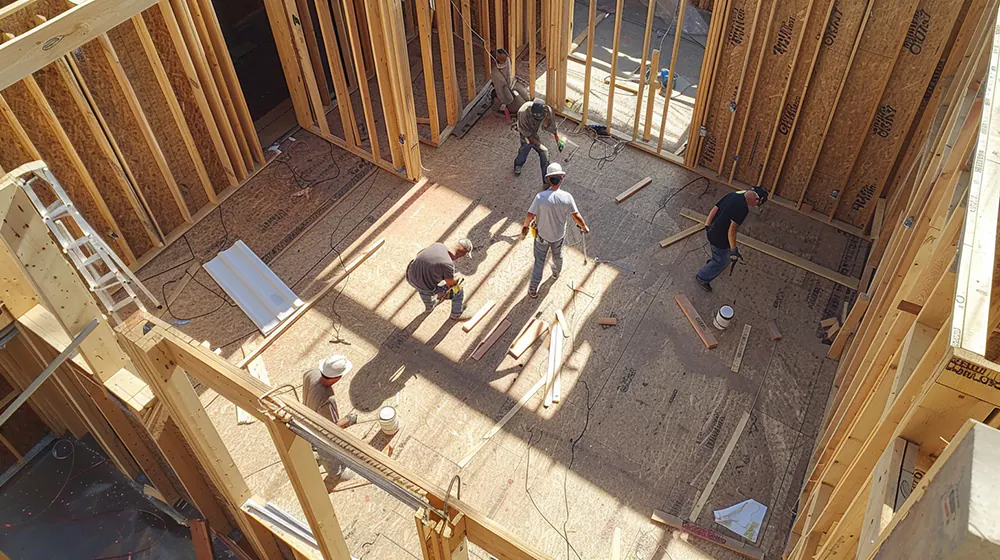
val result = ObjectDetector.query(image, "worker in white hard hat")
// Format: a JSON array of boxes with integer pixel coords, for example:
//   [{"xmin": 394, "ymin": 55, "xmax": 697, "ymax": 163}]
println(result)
[
  {"xmin": 514, "ymin": 98, "xmax": 565, "ymax": 185},
  {"xmin": 520, "ymin": 163, "xmax": 590, "ymax": 298},
  {"xmin": 303, "ymin": 355, "xmax": 357, "ymax": 482}
]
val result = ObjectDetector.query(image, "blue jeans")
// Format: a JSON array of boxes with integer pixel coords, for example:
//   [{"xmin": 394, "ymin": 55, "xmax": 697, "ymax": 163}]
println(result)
[
  {"xmin": 514, "ymin": 135, "xmax": 548, "ymax": 178},
  {"xmin": 530, "ymin": 237, "xmax": 563, "ymax": 292},
  {"xmin": 697, "ymin": 245, "xmax": 731, "ymax": 283},
  {"xmin": 416, "ymin": 285, "xmax": 464, "ymax": 316}
]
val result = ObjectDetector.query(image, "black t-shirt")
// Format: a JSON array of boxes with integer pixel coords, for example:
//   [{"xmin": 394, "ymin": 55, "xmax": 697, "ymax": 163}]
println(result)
[{"xmin": 706, "ymin": 192, "xmax": 749, "ymax": 249}]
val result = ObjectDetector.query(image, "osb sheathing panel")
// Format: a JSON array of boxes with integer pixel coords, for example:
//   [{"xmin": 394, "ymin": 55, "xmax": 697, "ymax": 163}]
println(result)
[
  {"xmin": 720, "ymin": 0, "xmax": 778, "ymax": 180},
  {"xmin": 107, "ymin": 20, "xmax": 211, "ymax": 213},
  {"xmin": 143, "ymin": 5, "xmax": 233, "ymax": 192},
  {"xmin": 0, "ymin": 98, "xmax": 40, "ymax": 166},
  {"xmin": 0, "ymin": 0, "xmax": 64, "ymax": 34},
  {"xmin": 71, "ymin": 40, "xmax": 188, "ymax": 235},
  {"xmin": 806, "ymin": 0, "xmax": 922, "ymax": 216},
  {"xmin": 772, "ymin": 0, "xmax": 870, "ymax": 203},
  {"xmin": 1, "ymin": 81, "xmax": 123, "ymax": 253},
  {"xmin": 732, "ymin": 0, "xmax": 816, "ymax": 185},
  {"xmin": 698, "ymin": 0, "xmax": 756, "ymax": 171},
  {"xmin": 835, "ymin": 0, "xmax": 966, "ymax": 226},
  {"xmin": 33, "ymin": 62, "xmax": 157, "ymax": 257},
  {"xmin": 760, "ymin": 0, "xmax": 837, "ymax": 191}
]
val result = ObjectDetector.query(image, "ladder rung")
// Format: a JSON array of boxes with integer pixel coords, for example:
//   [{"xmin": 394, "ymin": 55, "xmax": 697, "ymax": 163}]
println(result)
[
  {"xmin": 67, "ymin": 236, "xmax": 91, "ymax": 250},
  {"xmin": 96, "ymin": 271, "xmax": 119, "ymax": 286},
  {"xmin": 110, "ymin": 298, "xmax": 133, "ymax": 312},
  {"xmin": 81, "ymin": 253, "xmax": 102, "ymax": 267},
  {"xmin": 45, "ymin": 204, "xmax": 70, "ymax": 219}
]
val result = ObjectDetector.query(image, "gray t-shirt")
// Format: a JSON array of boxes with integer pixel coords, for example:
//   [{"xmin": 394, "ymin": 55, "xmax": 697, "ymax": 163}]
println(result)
[
  {"xmin": 302, "ymin": 368, "xmax": 340, "ymax": 424},
  {"xmin": 529, "ymin": 189, "xmax": 579, "ymax": 242},
  {"xmin": 406, "ymin": 243, "xmax": 455, "ymax": 291}
]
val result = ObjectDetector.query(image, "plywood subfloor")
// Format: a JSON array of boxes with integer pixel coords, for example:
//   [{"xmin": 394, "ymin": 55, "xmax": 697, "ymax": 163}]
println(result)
[{"xmin": 143, "ymin": 102, "xmax": 866, "ymax": 558}]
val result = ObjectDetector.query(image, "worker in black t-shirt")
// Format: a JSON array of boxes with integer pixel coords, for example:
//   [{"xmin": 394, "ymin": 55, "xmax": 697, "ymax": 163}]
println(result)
[{"xmin": 696, "ymin": 187, "xmax": 768, "ymax": 292}]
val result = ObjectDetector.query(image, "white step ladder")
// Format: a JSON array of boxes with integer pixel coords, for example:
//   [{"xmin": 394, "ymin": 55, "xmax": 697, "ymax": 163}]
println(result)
[{"xmin": 10, "ymin": 162, "xmax": 161, "ymax": 323}]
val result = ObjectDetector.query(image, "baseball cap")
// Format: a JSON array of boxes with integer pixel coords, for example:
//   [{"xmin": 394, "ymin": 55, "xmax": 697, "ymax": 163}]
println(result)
[
  {"xmin": 318, "ymin": 355, "xmax": 352, "ymax": 379},
  {"xmin": 750, "ymin": 186, "xmax": 768, "ymax": 205},
  {"xmin": 531, "ymin": 99, "xmax": 545, "ymax": 117},
  {"xmin": 457, "ymin": 238, "xmax": 474, "ymax": 257}
]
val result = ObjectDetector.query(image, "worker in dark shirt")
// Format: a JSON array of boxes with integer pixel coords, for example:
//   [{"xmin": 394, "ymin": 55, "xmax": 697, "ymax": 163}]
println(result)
[
  {"xmin": 406, "ymin": 239, "xmax": 473, "ymax": 319},
  {"xmin": 696, "ymin": 187, "xmax": 767, "ymax": 292}
]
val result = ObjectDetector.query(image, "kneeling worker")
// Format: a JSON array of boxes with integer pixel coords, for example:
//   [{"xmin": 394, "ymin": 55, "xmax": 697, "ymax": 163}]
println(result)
[
  {"xmin": 406, "ymin": 239, "xmax": 474, "ymax": 319},
  {"xmin": 490, "ymin": 49, "xmax": 529, "ymax": 119},
  {"xmin": 696, "ymin": 187, "xmax": 767, "ymax": 292},
  {"xmin": 303, "ymin": 355, "xmax": 357, "ymax": 481}
]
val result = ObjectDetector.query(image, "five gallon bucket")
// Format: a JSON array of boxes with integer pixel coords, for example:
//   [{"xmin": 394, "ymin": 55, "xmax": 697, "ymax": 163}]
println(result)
[
  {"xmin": 714, "ymin": 305, "xmax": 734, "ymax": 330},
  {"xmin": 378, "ymin": 406, "xmax": 399, "ymax": 435}
]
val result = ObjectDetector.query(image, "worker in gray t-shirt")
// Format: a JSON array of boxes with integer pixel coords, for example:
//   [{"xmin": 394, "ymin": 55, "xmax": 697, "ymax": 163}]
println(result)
[
  {"xmin": 405, "ymin": 239, "xmax": 473, "ymax": 319},
  {"xmin": 520, "ymin": 163, "xmax": 590, "ymax": 297},
  {"xmin": 514, "ymin": 99, "xmax": 565, "ymax": 185}
]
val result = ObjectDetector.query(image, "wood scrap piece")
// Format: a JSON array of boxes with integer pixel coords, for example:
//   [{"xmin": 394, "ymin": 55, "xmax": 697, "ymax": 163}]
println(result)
[
  {"xmin": 731, "ymin": 325, "xmax": 751, "ymax": 373},
  {"xmin": 237, "ymin": 356, "xmax": 271, "ymax": 424},
  {"xmin": 679, "ymin": 209, "xmax": 860, "ymax": 289},
  {"xmin": 554, "ymin": 309, "xmax": 570, "ymax": 337},
  {"xmin": 896, "ymin": 300, "xmax": 922, "ymax": 315},
  {"xmin": 509, "ymin": 319, "xmax": 549, "ymax": 359},
  {"xmin": 544, "ymin": 323, "xmax": 559, "ymax": 408},
  {"xmin": 597, "ymin": 317, "xmax": 618, "ymax": 326},
  {"xmin": 457, "ymin": 372, "xmax": 548, "ymax": 467},
  {"xmin": 189, "ymin": 519, "xmax": 214, "ymax": 560},
  {"xmin": 651, "ymin": 509, "xmax": 764, "ymax": 559},
  {"xmin": 766, "ymin": 320, "xmax": 782, "ymax": 341},
  {"xmin": 820, "ymin": 317, "xmax": 839, "ymax": 328},
  {"xmin": 614, "ymin": 177, "xmax": 652, "ymax": 203},
  {"xmin": 674, "ymin": 295, "xmax": 719, "ymax": 349},
  {"xmin": 471, "ymin": 319, "xmax": 510, "ymax": 361},
  {"xmin": 826, "ymin": 322, "xmax": 841, "ymax": 339},
  {"xmin": 462, "ymin": 300, "xmax": 495, "ymax": 332},
  {"xmin": 659, "ymin": 223, "xmax": 704, "ymax": 248},
  {"xmin": 611, "ymin": 527, "xmax": 621, "ymax": 560}
]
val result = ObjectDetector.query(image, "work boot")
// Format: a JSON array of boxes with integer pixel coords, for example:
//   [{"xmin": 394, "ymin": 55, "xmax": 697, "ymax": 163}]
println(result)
[
  {"xmin": 528, "ymin": 288, "xmax": 539, "ymax": 298},
  {"xmin": 514, "ymin": 164, "xmax": 522, "ymax": 175},
  {"xmin": 696, "ymin": 277, "xmax": 713, "ymax": 292}
]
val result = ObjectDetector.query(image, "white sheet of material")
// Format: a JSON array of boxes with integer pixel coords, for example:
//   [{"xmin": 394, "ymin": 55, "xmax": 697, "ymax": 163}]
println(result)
[
  {"xmin": 713, "ymin": 499, "xmax": 767, "ymax": 543},
  {"xmin": 203, "ymin": 240, "xmax": 304, "ymax": 335}
]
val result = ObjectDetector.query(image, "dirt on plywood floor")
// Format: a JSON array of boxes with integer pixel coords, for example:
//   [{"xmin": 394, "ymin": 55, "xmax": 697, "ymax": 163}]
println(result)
[{"xmin": 142, "ymin": 102, "xmax": 865, "ymax": 559}]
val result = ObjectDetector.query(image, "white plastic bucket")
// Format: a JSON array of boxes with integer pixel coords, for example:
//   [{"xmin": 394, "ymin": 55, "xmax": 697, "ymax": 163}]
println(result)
[
  {"xmin": 714, "ymin": 305, "xmax": 734, "ymax": 330},
  {"xmin": 378, "ymin": 406, "xmax": 399, "ymax": 435}
]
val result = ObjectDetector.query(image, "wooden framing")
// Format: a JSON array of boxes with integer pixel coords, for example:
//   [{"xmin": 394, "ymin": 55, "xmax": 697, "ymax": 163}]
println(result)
[{"xmin": 604, "ymin": 0, "xmax": 624, "ymax": 130}]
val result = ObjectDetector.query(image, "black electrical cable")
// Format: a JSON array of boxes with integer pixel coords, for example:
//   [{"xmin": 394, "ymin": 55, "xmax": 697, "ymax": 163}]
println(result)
[{"xmin": 648, "ymin": 176, "xmax": 711, "ymax": 225}]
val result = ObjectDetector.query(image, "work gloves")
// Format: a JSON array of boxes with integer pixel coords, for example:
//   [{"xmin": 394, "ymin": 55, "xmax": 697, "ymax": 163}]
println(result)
[
  {"xmin": 729, "ymin": 247, "xmax": 743, "ymax": 263},
  {"xmin": 556, "ymin": 135, "xmax": 565, "ymax": 152}
]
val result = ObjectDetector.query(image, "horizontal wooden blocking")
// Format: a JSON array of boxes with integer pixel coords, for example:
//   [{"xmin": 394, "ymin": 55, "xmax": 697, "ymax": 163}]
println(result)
[
  {"xmin": 463, "ymin": 300, "xmax": 495, "ymax": 332},
  {"xmin": 615, "ymin": 177, "xmax": 652, "ymax": 203},
  {"xmin": 674, "ymin": 294, "xmax": 719, "ymax": 349},
  {"xmin": 660, "ymin": 224, "xmax": 704, "ymax": 248},
  {"xmin": 509, "ymin": 318, "xmax": 549, "ymax": 359},
  {"xmin": 597, "ymin": 317, "xmax": 618, "ymax": 326}
]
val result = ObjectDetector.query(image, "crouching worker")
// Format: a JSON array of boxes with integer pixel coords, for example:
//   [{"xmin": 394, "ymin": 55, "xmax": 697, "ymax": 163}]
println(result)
[{"xmin": 406, "ymin": 239, "xmax": 474, "ymax": 320}]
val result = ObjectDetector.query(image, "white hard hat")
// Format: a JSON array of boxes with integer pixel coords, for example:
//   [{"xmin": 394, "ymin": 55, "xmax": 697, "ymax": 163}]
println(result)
[
  {"xmin": 318, "ymin": 355, "xmax": 352, "ymax": 379},
  {"xmin": 544, "ymin": 162, "xmax": 566, "ymax": 179}
]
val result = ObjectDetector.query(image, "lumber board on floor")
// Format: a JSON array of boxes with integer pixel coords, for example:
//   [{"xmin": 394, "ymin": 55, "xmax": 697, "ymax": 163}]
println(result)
[
  {"xmin": 690, "ymin": 410, "xmax": 752, "ymax": 521},
  {"xmin": 472, "ymin": 319, "xmax": 511, "ymax": 361},
  {"xmin": 680, "ymin": 209, "xmax": 860, "ymax": 288},
  {"xmin": 509, "ymin": 319, "xmax": 549, "ymax": 359},
  {"xmin": 463, "ymin": 300, "xmax": 496, "ymax": 332},
  {"xmin": 674, "ymin": 294, "xmax": 719, "ymax": 349},
  {"xmin": 660, "ymin": 224, "xmax": 704, "ymax": 248},
  {"xmin": 614, "ymin": 177, "xmax": 652, "ymax": 203}
]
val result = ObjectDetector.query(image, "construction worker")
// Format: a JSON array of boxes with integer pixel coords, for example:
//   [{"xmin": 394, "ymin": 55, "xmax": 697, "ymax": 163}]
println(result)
[
  {"xmin": 521, "ymin": 163, "xmax": 590, "ymax": 298},
  {"xmin": 514, "ymin": 99, "xmax": 565, "ymax": 184},
  {"xmin": 490, "ymin": 49, "xmax": 529, "ymax": 119},
  {"xmin": 406, "ymin": 239, "xmax": 474, "ymax": 319},
  {"xmin": 303, "ymin": 355, "xmax": 357, "ymax": 481},
  {"xmin": 696, "ymin": 187, "xmax": 768, "ymax": 292}
]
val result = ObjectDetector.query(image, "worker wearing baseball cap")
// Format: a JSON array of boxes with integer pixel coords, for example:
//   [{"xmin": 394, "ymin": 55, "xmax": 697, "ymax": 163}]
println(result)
[
  {"xmin": 405, "ymin": 238, "xmax": 474, "ymax": 320},
  {"xmin": 303, "ymin": 355, "xmax": 357, "ymax": 482},
  {"xmin": 521, "ymin": 163, "xmax": 590, "ymax": 298},
  {"xmin": 696, "ymin": 187, "xmax": 768, "ymax": 292},
  {"xmin": 514, "ymin": 98, "xmax": 565, "ymax": 185}
]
